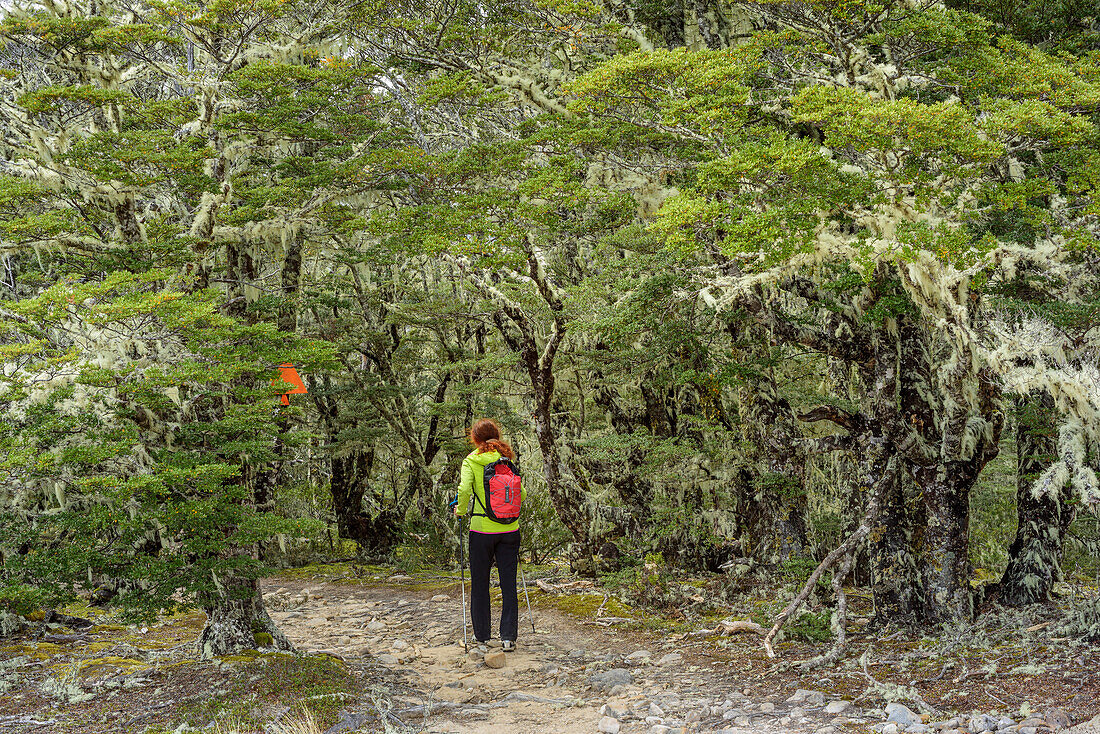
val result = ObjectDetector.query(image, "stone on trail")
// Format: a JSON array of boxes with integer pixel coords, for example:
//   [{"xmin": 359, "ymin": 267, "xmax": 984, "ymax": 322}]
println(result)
[
  {"xmin": 376, "ymin": 654, "xmax": 398, "ymax": 666},
  {"xmin": 323, "ymin": 712, "xmax": 373, "ymax": 734},
  {"xmin": 590, "ymin": 668, "xmax": 633, "ymax": 691},
  {"xmin": 601, "ymin": 704, "xmax": 628, "ymax": 720},
  {"xmin": 827, "ymin": 700, "xmax": 853, "ymax": 715},
  {"xmin": 969, "ymin": 715, "xmax": 997, "ymax": 733},
  {"xmin": 625, "ymin": 649, "xmax": 653, "ymax": 663},
  {"xmin": 430, "ymin": 594, "xmax": 450, "ymax": 602},
  {"xmin": 598, "ymin": 716, "xmax": 621, "ymax": 733},
  {"xmin": 1044, "ymin": 709, "xmax": 1072, "ymax": 731},
  {"xmin": 484, "ymin": 650, "xmax": 507, "ymax": 668},
  {"xmin": 759, "ymin": 702, "xmax": 775, "ymax": 713},
  {"xmin": 887, "ymin": 703, "xmax": 923, "ymax": 729},
  {"xmin": 789, "ymin": 689, "xmax": 826, "ymax": 706},
  {"xmin": 997, "ymin": 718, "xmax": 1016, "ymax": 731},
  {"xmin": 657, "ymin": 652, "xmax": 683, "ymax": 666}
]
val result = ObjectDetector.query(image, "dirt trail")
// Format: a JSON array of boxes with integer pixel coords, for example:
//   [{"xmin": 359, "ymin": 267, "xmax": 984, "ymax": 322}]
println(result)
[{"xmin": 263, "ymin": 574, "xmax": 858, "ymax": 734}]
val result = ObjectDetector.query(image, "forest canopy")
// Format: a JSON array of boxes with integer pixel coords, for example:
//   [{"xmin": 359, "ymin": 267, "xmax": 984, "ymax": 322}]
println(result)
[{"xmin": 1, "ymin": 0, "xmax": 1098, "ymax": 658}]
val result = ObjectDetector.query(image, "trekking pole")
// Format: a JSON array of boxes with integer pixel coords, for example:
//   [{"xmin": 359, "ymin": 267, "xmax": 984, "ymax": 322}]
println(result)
[
  {"xmin": 459, "ymin": 518, "xmax": 469, "ymax": 652},
  {"xmin": 450, "ymin": 499, "xmax": 469, "ymax": 653},
  {"xmin": 520, "ymin": 561, "xmax": 535, "ymax": 634}
]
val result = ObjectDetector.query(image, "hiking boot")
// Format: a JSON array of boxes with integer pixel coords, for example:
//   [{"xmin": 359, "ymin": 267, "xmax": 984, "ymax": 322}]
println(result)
[{"xmin": 501, "ymin": 640, "xmax": 516, "ymax": 652}]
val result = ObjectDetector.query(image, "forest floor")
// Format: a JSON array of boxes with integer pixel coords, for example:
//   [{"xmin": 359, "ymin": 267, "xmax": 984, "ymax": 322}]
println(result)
[{"xmin": 1, "ymin": 563, "xmax": 1099, "ymax": 734}]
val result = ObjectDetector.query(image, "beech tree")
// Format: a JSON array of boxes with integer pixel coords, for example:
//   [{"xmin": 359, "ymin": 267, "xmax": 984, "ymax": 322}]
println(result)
[
  {"xmin": 570, "ymin": 0, "xmax": 1100, "ymax": 623},
  {"xmin": 3, "ymin": 0, "xmax": 1098, "ymax": 653}
]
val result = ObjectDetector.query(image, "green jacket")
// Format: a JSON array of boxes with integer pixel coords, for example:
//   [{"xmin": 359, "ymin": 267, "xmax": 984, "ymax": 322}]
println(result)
[{"xmin": 455, "ymin": 449, "xmax": 525, "ymax": 533}]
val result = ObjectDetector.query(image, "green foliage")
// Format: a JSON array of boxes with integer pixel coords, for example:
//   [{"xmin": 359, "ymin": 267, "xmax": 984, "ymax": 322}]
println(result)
[{"xmin": 787, "ymin": 609, "xmax": 833, "ymax": 642}]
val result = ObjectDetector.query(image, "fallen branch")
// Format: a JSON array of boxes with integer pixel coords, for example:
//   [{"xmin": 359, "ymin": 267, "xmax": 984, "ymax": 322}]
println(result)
[
  {"xmin": 799, "ymin": 549, "xmax": 855, "ymax": 670},
  {"xmin": 763, "ymin": 447, "xmax": 894, "ymax": 658},
  {"xmin": 689, "ymin": 619, "xmax": 765, "ymax": 637}
]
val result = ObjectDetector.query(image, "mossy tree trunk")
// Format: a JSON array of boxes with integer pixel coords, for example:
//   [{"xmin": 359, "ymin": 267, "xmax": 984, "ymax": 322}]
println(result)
[
  {"xmin": 197, "ymin": 575, "xmax": 294, "ymax": 659},
  {"xmin": 870, "ymin": 469, "xmax": 921, "ymax": 625},
  {"xmin": 999, "ymin": 392, "xmax": 1076, "ymax": 606}
]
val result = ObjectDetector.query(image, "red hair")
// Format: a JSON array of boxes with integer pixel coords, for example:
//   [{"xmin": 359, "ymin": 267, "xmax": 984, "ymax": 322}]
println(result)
[{"xmin": 469, "ymin": 418, "xmax": 515, "ymax": 459}]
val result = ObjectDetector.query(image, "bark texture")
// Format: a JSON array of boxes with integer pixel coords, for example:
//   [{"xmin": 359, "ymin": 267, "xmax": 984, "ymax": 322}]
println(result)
[
  {"xmin": 197, "ymin": 575, "xmax": 293, "ymax": 659},
  {"xmin": 999, "ymin": 393, "xmax": 1076, "ymax": 606}
]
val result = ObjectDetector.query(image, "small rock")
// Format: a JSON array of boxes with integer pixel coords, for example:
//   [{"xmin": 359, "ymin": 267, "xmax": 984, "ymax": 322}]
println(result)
[
  {"xmin": 933, "ymin": 721, "xmax": 961, "ymax": 730},
  {"xmin": 626, "ymin": 650, "xmax": 653, "ymax": 663},
  {"xmin": 601, "ymin": 704, "xmax": 627, "ymax": 720},
  {"xmin": 789, "ymin": 689, "xmax": 826, "ymax": 706},
  {"xmin": 1020, "ymin": 728, "xmax": 1038, "ymax": 734},
  {"xmin": 366, "ymin": 620, "xmax": 386, "ymax": 632},
  {"xmin": 389, "ymin": 574, "xmax": 412, "ymax": 581},
  {"xmin": 887, "ymin": 703, "xmax": 923, "ymax": 729},
  {"xmin": 735, "ymin": 717, "xmax": 751, "ymax": 727},
  {"xmin": 376, "ymin": 654, "xmax": 398, "ymax": 666},
  {"xmin": 430, "ymin": 594, "xmax": 450, "ymax": 602},
  {"xmin": 997, "ymin": 719, "xmax": 1015, "ymax": 731},
  {"xmin": 392, "ymin": 640, "xmax": 409, "ymax": 650},
  {"xmin": 905, "ymin": 726, "xmax": 930, "ymax": 734},
  {"xmin": 1044, "ymin": 710, "xmax": 1072, "ymax": 731},
  {"xmin": 323, "ymin": 712, "xmax": 374, "ymax": 734},
  {"xmin": 970, "ymin": 715, "xmax": 997, "ymax": 733},
  {"xmin": 657, "ymin": 652, "xmax": 683, "ymax": 666},
  {"xmin": 760, "ymin": 702, "xmax": 776, "ymax": 714},
  {"xmin": 484, "ymin": 651, "xmax": 506, "ymax": 669},
  {"xmin": 827, "ymin": 701, "xmax": 852, "ymax": 715},
  {"xmin": 649, "ymin": 703, "xmax": 665, "ymax": 717},
  {"xmin": 590, "ymin": 669, "xmax": 633, "ymax": 691},
  {"xmin": 884, "ymin": 724, "xmax": 900, "ymax": 734},
  {"xmin": 791, "ymin": 707, "xmax": 807, "ymax": 719},
  {"xmin": 818, "ymin": 727, "xmax": 837, "ymax": 734},
  {"xmin": 598, "ymin": 716, "xmax": 621, "ymax": 734}
]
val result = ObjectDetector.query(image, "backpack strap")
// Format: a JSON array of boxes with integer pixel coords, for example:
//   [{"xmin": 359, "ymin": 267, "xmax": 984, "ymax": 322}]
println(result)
[{"xmin": 468, "ymin": 457, "xmax": 490, "ymax": 517}]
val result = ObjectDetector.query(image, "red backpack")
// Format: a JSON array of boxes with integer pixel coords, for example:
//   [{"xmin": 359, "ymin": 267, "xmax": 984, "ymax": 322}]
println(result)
[{"xmin": 473, "ymin": 458, "xmax": 523, "ymax": 524}]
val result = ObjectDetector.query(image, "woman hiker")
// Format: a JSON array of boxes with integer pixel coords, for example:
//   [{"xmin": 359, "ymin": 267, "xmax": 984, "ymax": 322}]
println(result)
[{"xmin": 453, "ymin": 418, "xmax": 525, "ymax": 652}]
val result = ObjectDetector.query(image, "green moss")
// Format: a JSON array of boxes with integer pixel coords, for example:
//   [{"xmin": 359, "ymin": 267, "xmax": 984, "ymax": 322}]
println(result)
[
  {"xmin": 74, "ymin": 656, "xmax": 148, "ymax": 679},
  {"xmin": 253, "ymin": 632, "xmax": 274, "ymax": 647}
]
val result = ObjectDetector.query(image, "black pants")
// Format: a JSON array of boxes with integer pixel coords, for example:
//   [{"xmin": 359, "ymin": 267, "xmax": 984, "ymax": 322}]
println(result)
[{"xmin": 468, "ymin": 529, "xmax": 520, "ymax": 642}]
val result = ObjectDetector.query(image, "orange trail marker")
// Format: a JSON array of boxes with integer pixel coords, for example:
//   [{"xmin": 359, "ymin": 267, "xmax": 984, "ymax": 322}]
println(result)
[{"xmin": 274, "ymin": 363, "xmax": 307, "ymax": 405}]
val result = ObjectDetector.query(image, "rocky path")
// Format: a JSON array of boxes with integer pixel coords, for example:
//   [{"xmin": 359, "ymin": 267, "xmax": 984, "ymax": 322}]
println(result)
[{"xmin": 262, "ymin": 575, "xmax": 869, "ymax": 734}]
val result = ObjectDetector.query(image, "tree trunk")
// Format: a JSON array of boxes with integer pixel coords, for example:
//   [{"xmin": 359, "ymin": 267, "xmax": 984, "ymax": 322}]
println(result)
[
  {"xmin": 870, "ymin": 469, "xmax": 921, "ymax": 624},
  {"xmin": 913, "ymin": 465, "xmax": 976, "ymax": 623},
  {"xmin": 999, "ymin": 393, "xmax": 1076, "ymax": 606},
  {"xmin": 737, "ymin": 377, "xmax": 808, "ymax": 564},
  {"xmin": 329, "ymin": 450, "xmax": 402, "ymax": 559},
  {"xmin": 197, "ymin": 574, "xmax": 293, "ymax": 658},
  {"xmin": 533, "ymin": 402, "xmax": 596, "ymax": 571}
]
